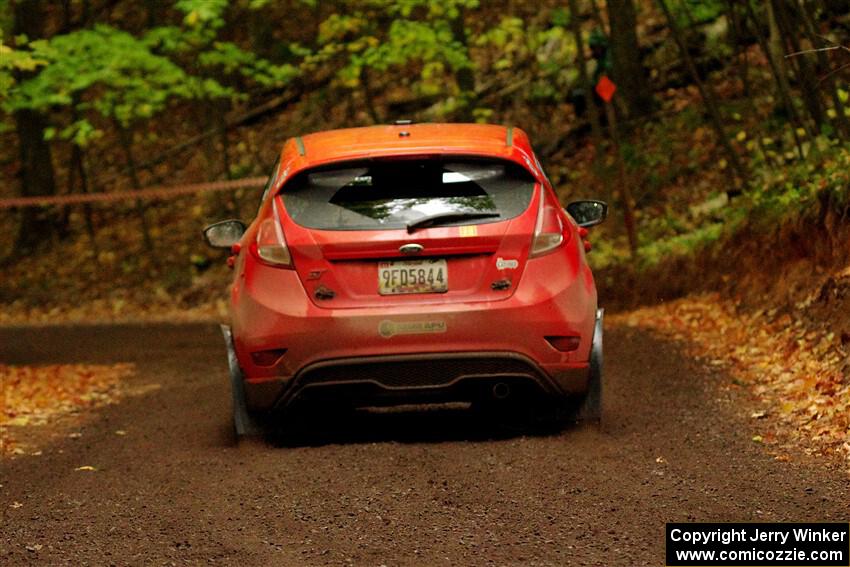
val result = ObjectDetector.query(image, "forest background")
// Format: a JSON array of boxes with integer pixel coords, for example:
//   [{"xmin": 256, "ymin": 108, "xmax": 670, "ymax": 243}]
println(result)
[
  {"xmin": 1, "ymin": 0, "xmax": 848, "ymax": 313},
  {"xmin": 1, "ymin": 0, "xmax": 849, "ymax": 466}
]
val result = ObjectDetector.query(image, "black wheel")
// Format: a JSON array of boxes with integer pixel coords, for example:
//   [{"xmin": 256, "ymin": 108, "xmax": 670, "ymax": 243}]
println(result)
[{"xmin": 578, "ymin": 309, "xmax": 603, "ymax": 423}]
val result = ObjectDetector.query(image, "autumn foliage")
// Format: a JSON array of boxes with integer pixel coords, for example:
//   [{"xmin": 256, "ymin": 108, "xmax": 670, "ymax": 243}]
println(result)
[
  {"xmin": 614, "ymin": 293, "xmax": 850, "ymax": 471},
  {"xmin": 0, "ymin": 363, "xmax": 135, "ymax": 455}
]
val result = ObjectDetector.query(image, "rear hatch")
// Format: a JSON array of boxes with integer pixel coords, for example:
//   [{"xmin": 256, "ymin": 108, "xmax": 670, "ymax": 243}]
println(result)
[{"xmin": 278, "ymin": 157, "xmax": 539, "ymax": 308}]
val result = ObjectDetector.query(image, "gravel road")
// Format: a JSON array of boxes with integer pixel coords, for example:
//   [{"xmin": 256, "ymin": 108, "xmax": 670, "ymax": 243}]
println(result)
[{"xmin": 1, "ymin": 323, "xmax": 848, "ymax": 566}]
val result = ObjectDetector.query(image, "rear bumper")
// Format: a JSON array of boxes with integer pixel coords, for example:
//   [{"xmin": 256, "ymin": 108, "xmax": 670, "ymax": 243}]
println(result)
[
  {"xmin": 271, "ymin": 351, "xmax": 588, "ymax": 411},
  {"xmin": 230, "ymin": 252, "xmax": 598, "ymax": 411}
]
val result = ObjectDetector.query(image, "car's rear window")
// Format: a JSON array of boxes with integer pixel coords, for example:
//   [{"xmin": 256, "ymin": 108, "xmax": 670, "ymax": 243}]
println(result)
[{"xmin": 279, "ymin": 158, "xmax": 536, "ymax": 231}]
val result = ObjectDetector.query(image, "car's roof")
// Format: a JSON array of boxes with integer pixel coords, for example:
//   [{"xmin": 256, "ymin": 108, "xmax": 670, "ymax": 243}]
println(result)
[{"xmin": 273, "ymin": 123, "xmax": 543, "ymax": 188}]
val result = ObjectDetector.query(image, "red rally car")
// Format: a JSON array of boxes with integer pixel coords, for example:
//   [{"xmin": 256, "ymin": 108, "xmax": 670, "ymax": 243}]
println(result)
[{"xmin": 204, "ymin": 123, "xmax": 607, "ymax": 435}]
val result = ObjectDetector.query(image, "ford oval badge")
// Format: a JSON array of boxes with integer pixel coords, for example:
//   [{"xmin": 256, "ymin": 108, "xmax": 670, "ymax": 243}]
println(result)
[{"xmin": 399, "ymin": 243, "xmax": 424, "ymax": 256}]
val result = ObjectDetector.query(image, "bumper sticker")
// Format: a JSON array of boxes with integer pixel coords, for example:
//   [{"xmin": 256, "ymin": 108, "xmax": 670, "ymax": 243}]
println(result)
[{"xmin": 379, "ymin": 319, "xmax": 447, "ymax": 338}]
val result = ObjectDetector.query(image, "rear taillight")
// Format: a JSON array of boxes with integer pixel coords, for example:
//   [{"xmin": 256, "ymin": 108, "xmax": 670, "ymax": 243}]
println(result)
[
  {"xmin": 253, "ymin": 199, "xmax": 293, "ymax": 268},
  {"xmin": 530, "ymin": 188, "xmax": 566, "ymax": 257}
]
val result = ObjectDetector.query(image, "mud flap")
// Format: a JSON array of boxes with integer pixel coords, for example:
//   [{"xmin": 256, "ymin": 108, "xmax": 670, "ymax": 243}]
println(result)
[
  {"xmin": 221, "ymin": 325, "xmax": 263, "ymax": 437},
  {"xmin": 578, "ymin": 308, "xmax": 603, "ymax": 422}
]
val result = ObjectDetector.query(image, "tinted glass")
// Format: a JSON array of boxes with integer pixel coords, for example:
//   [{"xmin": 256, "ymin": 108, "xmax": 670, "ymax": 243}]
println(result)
[{"xmin": 280, "ymin": 158, "xmax": 536, "ymax": 230}]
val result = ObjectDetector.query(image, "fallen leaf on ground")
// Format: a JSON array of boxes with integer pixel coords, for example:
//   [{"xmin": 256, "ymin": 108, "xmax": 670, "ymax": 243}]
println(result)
[
  {"xmin": 612, "ymin": 292, "xmax": 849, "ymax": 471},
  {"xmin": 0, "ymin": 363, "xmax": 135, "ymax": 455}
]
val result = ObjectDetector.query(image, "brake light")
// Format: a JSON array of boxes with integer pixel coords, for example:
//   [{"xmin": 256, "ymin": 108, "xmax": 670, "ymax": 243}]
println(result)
[
  {"xmin": 530, "ymin": 188, "xmax": 566, "ymax": 257},
  {"xmin": 253, "ymin": 199, "xmax": 293, "ymax": 268}
]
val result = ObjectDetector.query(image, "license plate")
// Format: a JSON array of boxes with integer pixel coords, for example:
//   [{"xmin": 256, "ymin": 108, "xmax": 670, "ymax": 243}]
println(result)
[{"xmin": 378, "ymin": 259, "xmax": 448, "ymax": 295}]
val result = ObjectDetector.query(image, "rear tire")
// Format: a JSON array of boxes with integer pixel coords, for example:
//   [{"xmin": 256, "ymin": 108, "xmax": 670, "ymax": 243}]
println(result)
[{"xmin": 578, "ymin": 309, "xmax": 603, "ymax": 423}]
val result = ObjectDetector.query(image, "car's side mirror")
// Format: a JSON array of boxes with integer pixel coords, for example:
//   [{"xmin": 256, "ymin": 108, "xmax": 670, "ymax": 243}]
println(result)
[
  {"xmin": 566, "ymin": 200, "xmax": 608, "ymax": 228},
  {"xmin": 203, "ymin": 219, "xmax": 246, "ymax": 249}
]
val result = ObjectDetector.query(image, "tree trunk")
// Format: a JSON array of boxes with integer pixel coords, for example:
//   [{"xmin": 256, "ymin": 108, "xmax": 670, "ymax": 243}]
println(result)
[
  {"xmin": 71, "ymin": 144, "xmax": 99, "ymax": 253},
  {"xmin": 606, "ymin": 0, "xmax": 654, "ymax": 119},
  {"xmin": 69, "ymin": 103, "xmax": 98, "ymax": 250},
  {"xmin": 726, "ymin": 0, "xmax": 773, "ymax": 165},
  {"xmin": 604, "ymin": 103, "xmax": 638, "ymax": 256},
  {"xmin": 12, "ymin": 0, "xmax": 61, "ymax": 252},
  {"xmin": 765, "ymin": 0, "xmax": 817, "ymax": 143},
  {"xmin": 450, "ymin": 8, "xmax": 475, "ymax": 121},
  {"xmin": 568, "ymin": 0, "xmax": 608, "ymax": 199},
  {"xmin": 657, "ymin": 0, "xmax": 747, "ymax": 195},
  {"xmin": 215, "ymin": 99, "xmax": 238, "ymax": 215},
  {"xmin": 115, "ymin": 122, "xmax": 155, "ymax": 254},
  {"xmin": 799, "ymin": 0, "xmax": 849, "ymax": 139},
  {"xmin": 773, "ymin": 0, "xmax": 825, "ymax": 133},
  {"xmin": 360, "ymin": 68, "xmax": 383, "ymax": 124},
  {"xmin": 587, "ymin": 0, "xmax": 608, "ymax": 34},
  {"xmin": 743, "ymin": 1, "xmax": 808, "ymax": 157},
  {"xmin": 569, "ymin": 0, "xmax": 603, "ymax": 149}
]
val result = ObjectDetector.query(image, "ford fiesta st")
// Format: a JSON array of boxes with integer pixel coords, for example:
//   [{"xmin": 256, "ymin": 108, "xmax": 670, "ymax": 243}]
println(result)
[{"xmin": 204, "ymin": 123, "xmax": 607, "ymax": 435}]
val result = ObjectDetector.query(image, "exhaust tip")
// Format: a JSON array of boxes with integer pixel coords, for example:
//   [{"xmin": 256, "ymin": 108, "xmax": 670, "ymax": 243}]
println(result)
[{"xmin": 492, "ymin": 382, "xmax": 511, "ymax": 400}]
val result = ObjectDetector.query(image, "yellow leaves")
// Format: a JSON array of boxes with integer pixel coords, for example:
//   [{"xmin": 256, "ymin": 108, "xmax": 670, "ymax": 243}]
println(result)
[
  {"xmin": 0, "ymin": 363, "xmax": 134, "ymax": 455},
  {"xmin": 184, "ymin": 10, "xmax": 200, "ymax": 27},
  {"xmin": 612, "ymin": 292, "xmax": 849, "ymax": 470},
  {"xmin": 74, "ymin": 465, "xmax": 97, "ymax": 471},
  {"xmin": 97, "ymin": 250, "xmax": 117, "ymax": 265}
]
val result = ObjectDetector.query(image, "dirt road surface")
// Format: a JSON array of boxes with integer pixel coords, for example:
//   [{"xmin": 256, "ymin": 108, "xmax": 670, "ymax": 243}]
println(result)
[{"xmin": 1, "ymin": 323, "xmax": 848, "ymax": 566}]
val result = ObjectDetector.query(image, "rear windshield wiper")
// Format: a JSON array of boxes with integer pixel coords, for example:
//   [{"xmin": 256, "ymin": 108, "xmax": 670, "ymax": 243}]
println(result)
[{"xmin": 406, "ymin": 211, "xmax": 501, "ymax": 233}]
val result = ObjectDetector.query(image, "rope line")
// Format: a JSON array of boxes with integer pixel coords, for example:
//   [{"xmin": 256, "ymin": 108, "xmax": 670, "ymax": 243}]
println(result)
[{"xmin": 0, "ymin": 176, "xmax": 267, "ymax": 209}]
